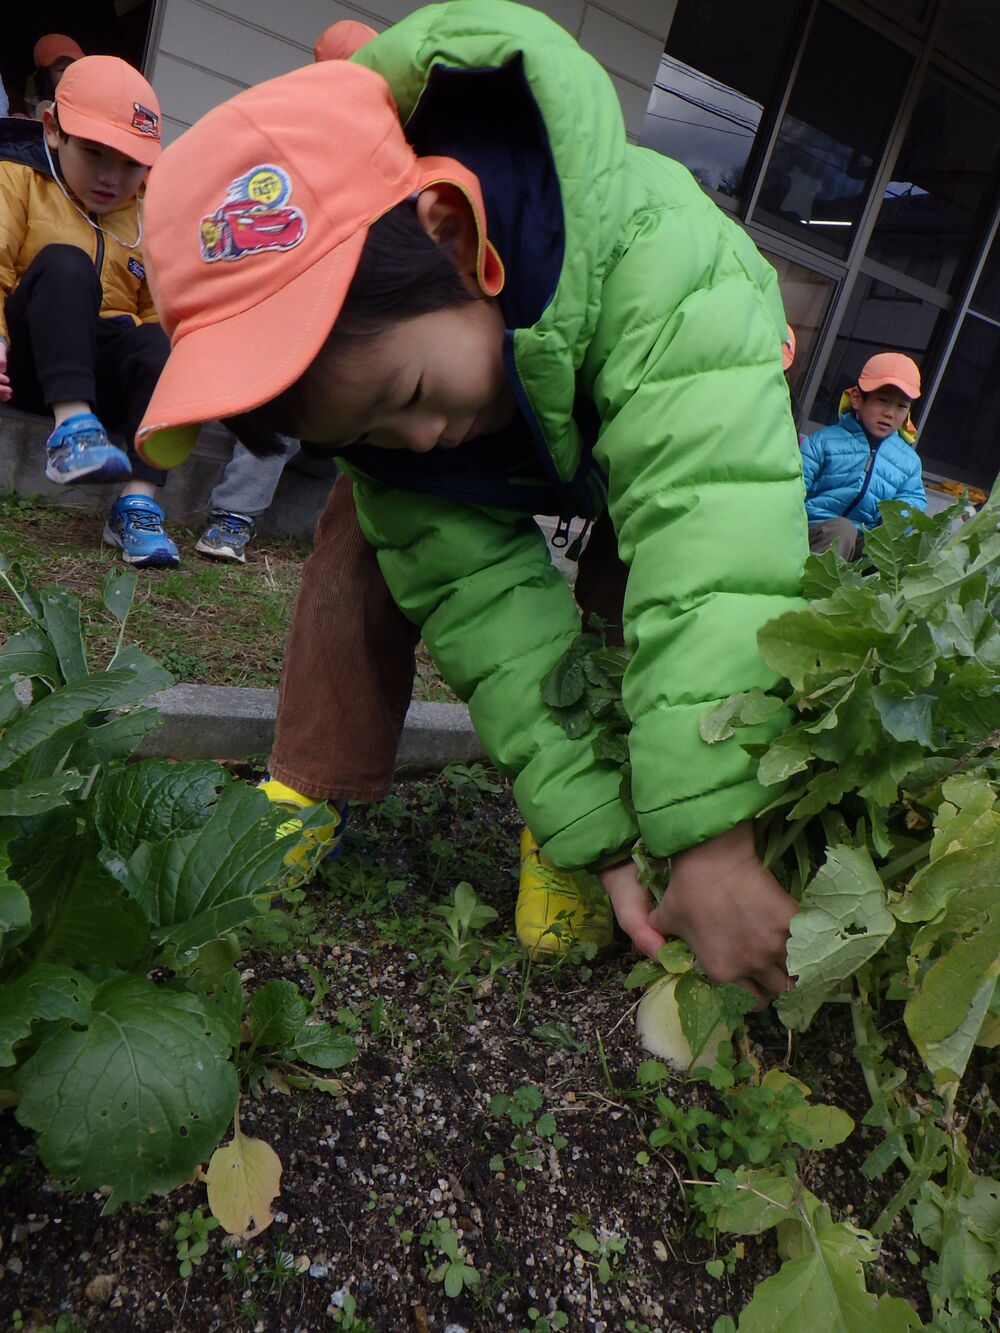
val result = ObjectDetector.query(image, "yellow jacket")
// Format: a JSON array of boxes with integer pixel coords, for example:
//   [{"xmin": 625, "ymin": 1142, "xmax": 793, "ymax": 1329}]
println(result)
[{"xmin": 0, "ymin": 121, "xmax": 157, "ymax": 344}]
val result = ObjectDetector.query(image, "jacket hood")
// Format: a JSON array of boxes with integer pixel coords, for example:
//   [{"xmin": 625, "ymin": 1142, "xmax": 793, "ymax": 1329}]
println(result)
[
  {"xmin": 351, "ymin": 0, "xmax": 628, "ymax": 497},
  {"xmin": 0, "ymin": 118, "xmax": 51, "ymax": 176}
]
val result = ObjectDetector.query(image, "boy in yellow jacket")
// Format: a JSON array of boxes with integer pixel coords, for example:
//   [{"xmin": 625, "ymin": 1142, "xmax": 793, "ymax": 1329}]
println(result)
[{"xmin": 0, "ymin": 55, "xmax": 179, "ymax": 567}]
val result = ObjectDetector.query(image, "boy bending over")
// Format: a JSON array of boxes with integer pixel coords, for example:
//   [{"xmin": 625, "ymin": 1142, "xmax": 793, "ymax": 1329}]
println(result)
[{"xmin": 137, "ymin": 1, "xmax": 808, "ymax": 1004}]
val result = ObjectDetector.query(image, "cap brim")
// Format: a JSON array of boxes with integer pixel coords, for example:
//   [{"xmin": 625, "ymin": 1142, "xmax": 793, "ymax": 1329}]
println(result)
[
  {"xmin": 57, "ymin": 104, "xmax": 160, "ymax": 166},
  {"xmin": 858, "ymin": 376, "xmax": 920, "ymax": 399},
  {"xmin": 137, "ymin": 227, "xmax": 367, "ymax": 468}
]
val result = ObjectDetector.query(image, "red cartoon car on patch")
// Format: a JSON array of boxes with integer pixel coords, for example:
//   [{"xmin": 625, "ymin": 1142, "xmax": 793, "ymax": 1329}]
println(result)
[{"xmin": 200, "ymin": 199, "xmax": 305, "ymax": 261}]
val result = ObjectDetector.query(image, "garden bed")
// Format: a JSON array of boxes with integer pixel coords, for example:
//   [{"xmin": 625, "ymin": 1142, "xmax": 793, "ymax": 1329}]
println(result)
[{"xmin": 3, "ymin": 767, "xmax": 988, "ymax": 1333}]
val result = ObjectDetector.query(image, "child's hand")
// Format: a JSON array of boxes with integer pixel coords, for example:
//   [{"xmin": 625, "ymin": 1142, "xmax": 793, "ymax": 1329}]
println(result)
[
  {"xmin": 597, "ymin": 860, "xmax": 668, "ymax": 960},
  {"xmin": 652, "ymin": 821, "xmax": 797, "ymax": 1007},
  {"xmin": 0, "ymin": 342, "xmax": 11, "ymax": 403}
]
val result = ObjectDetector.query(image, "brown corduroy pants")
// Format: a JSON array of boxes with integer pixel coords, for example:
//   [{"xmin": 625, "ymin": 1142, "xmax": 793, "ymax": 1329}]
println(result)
[{"xmin": 268, "ymin": 475, "xmax": 627, "ymax": 801}]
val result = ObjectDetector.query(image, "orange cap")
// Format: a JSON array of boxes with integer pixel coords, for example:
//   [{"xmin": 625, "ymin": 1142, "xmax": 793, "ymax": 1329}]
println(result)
[
  {"xmin": 857, "ymin": 352, "xmax": 921, "ymax": 399},
  {"xmin": 54, "ymin": 56, "xmax": 161, "ymax": 166},
  {"xmin": 313, "ymin": 19, "xmax": 378, "ymax": 62},
  {"xmin": 33, "ymin": 33, "xmax": 85, "ymax": 69},
  {"xmin": 781, "ymin": 324, "xmax": 796, "ymax": 372},
  {"xmin": 136, "ymin": 60, "xmax": 504, "ymax": 468}
]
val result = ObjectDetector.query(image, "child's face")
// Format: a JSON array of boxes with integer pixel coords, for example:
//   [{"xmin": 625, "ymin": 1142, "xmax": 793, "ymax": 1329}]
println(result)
[
  {"xmin": 850, "ymin": 384, "xmax": 912, "ymax": 440},
  {"xmin": 290, "ymin": 299, "xmax": 517, "ymax": 452},
  {"xmin": 44, "ymin": 122, "xmax": 148, "ymax": 214},
  {"xmin": 47, "ymin": 57, "xmax": 76, "ymax": 89}
]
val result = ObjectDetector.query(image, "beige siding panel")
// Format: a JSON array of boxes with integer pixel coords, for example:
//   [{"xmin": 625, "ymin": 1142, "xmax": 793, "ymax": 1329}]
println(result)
[
  {"xmin": 589, "ymin": 0, "xmax": 670, "ymax": 37},
  {"xmin": 607, "ymin": 70, "xmax": 654, "ymax": 142},
  {"xmin": 215, "ymin": 0, "xmax": 380, "ymax": 47},
  {"xmin": 149, "ymin": 0, "xmax": 665, "ymax": 140},
  {"xmin": 578, "ymin": 5, "xmax": 663, "ymax": 89},
  {"xmin": 157, "ymin": 0, "xmax": 309, "ymax": 84},
  {"xmin": 151, "ymin": 52, "xmax": 247, "ymax": 139}
]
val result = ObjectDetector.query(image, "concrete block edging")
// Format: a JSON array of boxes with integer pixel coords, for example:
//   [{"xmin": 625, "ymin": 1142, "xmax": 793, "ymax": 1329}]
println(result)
[{"xmin": 135, "ymin": 684, "xmax": 486, "ymax": 775}]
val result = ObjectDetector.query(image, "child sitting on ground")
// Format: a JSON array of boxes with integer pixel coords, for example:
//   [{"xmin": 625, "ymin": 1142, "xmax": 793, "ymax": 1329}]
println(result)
[
  {"xmin": 0, "ymin": 54, "xmax": 180, "ymax": 567},
  {"xmin": 23, "ymin": 33, "xmax": 85, "ymax": 119},
  {"xmin": 136, "ymin": 0, "xmax": 808, "ymax": 1004},
  {"xmin": 801, "ymin": 352, "xmax": 926, "ymax": 561}
]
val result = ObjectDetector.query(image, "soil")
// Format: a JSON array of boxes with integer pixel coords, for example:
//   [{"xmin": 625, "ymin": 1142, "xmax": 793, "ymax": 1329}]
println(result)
[{"xmin": 1, "ymin": 771, "xmax": 979, "ymax": 1333}]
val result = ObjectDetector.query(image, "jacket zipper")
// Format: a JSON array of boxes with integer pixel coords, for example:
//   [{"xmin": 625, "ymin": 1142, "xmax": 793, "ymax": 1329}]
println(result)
[
  {"xmin": 843, "ymin": 442, "xmax": 880, "ymax": 519},
  {"xmin": 91, "ymin": 215, "xmax": 105, "ymax": 281}
]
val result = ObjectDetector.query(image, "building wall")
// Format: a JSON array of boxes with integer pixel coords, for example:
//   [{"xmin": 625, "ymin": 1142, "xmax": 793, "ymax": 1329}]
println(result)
[{"xmin": 146, "ymin": 0, "xmax": 677, "ymax": 143}]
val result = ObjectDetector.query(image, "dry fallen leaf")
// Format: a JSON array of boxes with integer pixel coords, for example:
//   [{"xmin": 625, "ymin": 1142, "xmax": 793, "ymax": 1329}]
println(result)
[{"xmin": 205, "ymin": 1114, "xmax": 282, "ymax": 1240}]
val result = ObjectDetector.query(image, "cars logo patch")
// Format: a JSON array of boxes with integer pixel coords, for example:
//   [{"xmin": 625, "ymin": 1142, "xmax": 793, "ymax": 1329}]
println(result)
[
  {"xmin": 131, "ymin": 103, "xmax": 160, "ymax": 138},
  {"xmin": 199, "ymin": 165, "xmax": 306, "ymax": 263}
]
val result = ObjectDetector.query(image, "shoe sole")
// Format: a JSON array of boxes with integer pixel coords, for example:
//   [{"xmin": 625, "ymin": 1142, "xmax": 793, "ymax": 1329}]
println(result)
[
  {"xmin": 46, "ymin": 455, "xmax": 132, "ymax": 486},
  {"xmin": 102, "ymin": 524, "xmax": 180, "ymax": 569},
  {"xmin": 194, "ymin": 537, "xmax": 245, "ymax": 563}
]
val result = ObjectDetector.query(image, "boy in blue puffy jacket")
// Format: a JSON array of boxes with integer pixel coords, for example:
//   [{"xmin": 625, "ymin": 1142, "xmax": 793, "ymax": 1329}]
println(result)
[{"xmin": 801, "ymin": 352, "xmax": 926, "ymax": 560}]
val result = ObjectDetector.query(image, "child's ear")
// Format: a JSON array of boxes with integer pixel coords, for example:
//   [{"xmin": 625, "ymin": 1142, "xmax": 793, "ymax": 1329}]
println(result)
[
  {"xmin": 41, "ymin": 106, "xmax": 61, "ymax": 152},
  {"xmin": 845, "ymin": 386, "xmax": 863, "ymax": 413},
  {"xmin": 415, "ymin": 184, "xmax": 482, "ymax": 292}
]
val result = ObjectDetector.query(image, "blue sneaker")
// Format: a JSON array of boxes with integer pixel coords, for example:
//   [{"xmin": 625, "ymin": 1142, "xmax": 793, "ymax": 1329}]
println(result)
[
  {"xmin": 195, "ymin": 510, "xmax": 255, "ymax": 563},
  {"xmin": 103, "ymin": 495, "xmax": 180, "ymax": 569},
  {"xmin": 45, "ymin": 413, "xmax": 132, "ymax": 485}
]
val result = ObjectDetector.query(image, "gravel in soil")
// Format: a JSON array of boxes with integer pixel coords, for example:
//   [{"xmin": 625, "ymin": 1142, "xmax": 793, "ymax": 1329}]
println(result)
[{"xmin": 0, "ymin": 773, "xmax": 986, "ymax": 1332}]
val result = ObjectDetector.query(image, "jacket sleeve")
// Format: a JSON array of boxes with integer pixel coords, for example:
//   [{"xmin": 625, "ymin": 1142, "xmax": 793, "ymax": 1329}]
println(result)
[
  {"xmin": 580, "ymin": 175, "xmax": 808, "ymax": 858},
  {"xmin": 896, "ymin": 453, "xmax": 927, "ymax": 513},
  {"xmin": 135, "ymin": 275, "xmax": 159, "ymax": 324},
  {"xmin": 347, "ymin": 481, "xmax": 639, "ymax": 868},
  {"xmin": 0, "ymin": 161, "xmax": 28, "ymax": 343},
  {"xmin": 799, "ymin": 430, "xmax": 824, "ymax": 498}
]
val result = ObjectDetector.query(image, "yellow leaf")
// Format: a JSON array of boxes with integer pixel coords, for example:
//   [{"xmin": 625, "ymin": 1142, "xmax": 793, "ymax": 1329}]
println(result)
[
  {"xmin": 206, "ymin": 1121, "xmax": 282, "ymax": 1240},
  {"xmin": 789, "ymin": 1103, "xmax": 855, "ymax": 1150},
  {"xmin": 975, "ymin": 1012, "xmax": 1000, "ymax": 1048},
  {"xmin": 761, "ymin": 1068, "xmax": 812, "ymax": 1097}
]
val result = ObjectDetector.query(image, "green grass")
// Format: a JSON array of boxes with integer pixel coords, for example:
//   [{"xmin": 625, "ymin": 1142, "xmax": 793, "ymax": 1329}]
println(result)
[{"xmin": 0, "ymin": 489, "xmax": 455, "ymax": 698}]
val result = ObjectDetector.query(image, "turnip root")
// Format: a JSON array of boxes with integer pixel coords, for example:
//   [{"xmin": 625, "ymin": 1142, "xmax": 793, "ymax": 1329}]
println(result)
[{"xmin": 635, "ymin": 974, "xmax": 730, "ymax": 1071}]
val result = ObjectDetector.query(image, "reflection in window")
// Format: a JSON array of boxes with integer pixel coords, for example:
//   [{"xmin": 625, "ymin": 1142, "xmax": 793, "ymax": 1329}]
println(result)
[
  {"xmin": 868, "ymin": 79, "xmax": 1000, "ymax": 295},
  {"xmin": 758, "ymin": 248, "xmax": 834, "ymax": 400},
  {"xmin": 639, "ymin": 0, "xmax": 797, "ymax": 199},
  {"xmin": 940, "ymin": 0, "xmax": 1000, "ymax": 85},
  {"xmin": 754, "ymin": 4, "xmax": 910, "ymax": 255},
  {"xmin": 972, "ymin": 225, "xmax": 1000, "ymax": 321},
  {"xmin": 812, "ymin": 272, "xmax": 943, "ymax": 427},
  {"xmin": 919, "ymin": 316, "xmax": 1000, "ymax": 486}
]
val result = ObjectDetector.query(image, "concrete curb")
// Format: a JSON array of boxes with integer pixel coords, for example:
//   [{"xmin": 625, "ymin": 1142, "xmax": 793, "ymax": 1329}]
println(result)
[{"xmin": 135, "ymin": 684, "xmax": 486, "ymax": 773}]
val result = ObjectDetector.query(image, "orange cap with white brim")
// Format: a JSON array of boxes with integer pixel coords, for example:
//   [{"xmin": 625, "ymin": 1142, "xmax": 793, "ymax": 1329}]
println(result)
[
  {"xmin": 313, "ymin": 19, "xmax": 378, "ymax": 62},
  {"xmin": 136, "ymin": 60, "xmax": 504, "ymax": 469},
  {"xmin": 54, "ymin": 56, "xmax": 161, "ymax": 167},
  {"xmin": 34, "ymin": 33, "xmax": 85, "ymax": 69},
  {"xmin": 857, "ymin": 352, "xmax": 921, "ymax": 399}
]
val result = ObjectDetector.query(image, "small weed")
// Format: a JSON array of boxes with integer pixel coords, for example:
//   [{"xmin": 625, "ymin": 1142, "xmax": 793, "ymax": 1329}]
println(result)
[
  {"xmin": 568, "ymin": 1214, "xmax": 628, "ymax": 1284},
  {"xmin": 422, "ymin": 880, "xmax": 499, "ymax": 991},
  {"xmin": 327, "ymin": 1287, "xmax": 376, "ymax": 1330},
  {"xmin": 173, "ymin": 1207, "xmax": 220, "ymax": 1276},
  {"xmin": 262, "ymin": 1244, "xmax": 300, "ymax": 1297},
  {"xmin": 519, "ymin": 1309, "xmax": 569, "ymax": 1332},
  {"xmin": 10, "ymin": 1315, "xmax": 85, "ymax": 1333},
  {"xmin": 421, "ymin": 1217, "xmax": 481, "ymax": 1297},
  {"xmin": 489, "ymin": 1084, "xmax": 568, "ymax": 1189}
]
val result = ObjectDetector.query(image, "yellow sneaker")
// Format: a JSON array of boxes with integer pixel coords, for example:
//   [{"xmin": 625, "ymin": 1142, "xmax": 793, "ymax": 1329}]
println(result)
[
  {"xmin": 258, "ymin": 776, "xmax": 347, "ymax": 873},
  {"xmin": 515, "ymin": 827, "xmax": 614, "ymax": 955}
]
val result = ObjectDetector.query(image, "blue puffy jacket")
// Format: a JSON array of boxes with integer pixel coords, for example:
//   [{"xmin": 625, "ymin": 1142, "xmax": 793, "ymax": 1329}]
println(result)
[{"xmin": 801, "ymin": 412, "xmax": 926, "ymax": 531}]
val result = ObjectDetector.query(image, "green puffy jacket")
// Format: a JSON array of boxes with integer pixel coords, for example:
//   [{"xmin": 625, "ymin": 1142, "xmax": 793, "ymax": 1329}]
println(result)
[{"xmin": 346, "ymin": 0, "xmax": 807, "ymax": 870}]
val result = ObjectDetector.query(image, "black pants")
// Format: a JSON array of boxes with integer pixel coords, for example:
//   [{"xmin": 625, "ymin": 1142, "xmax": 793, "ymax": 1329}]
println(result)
[{"xmin": 6, "ymin": 244, "xmax": 168, "ymax": 486}]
